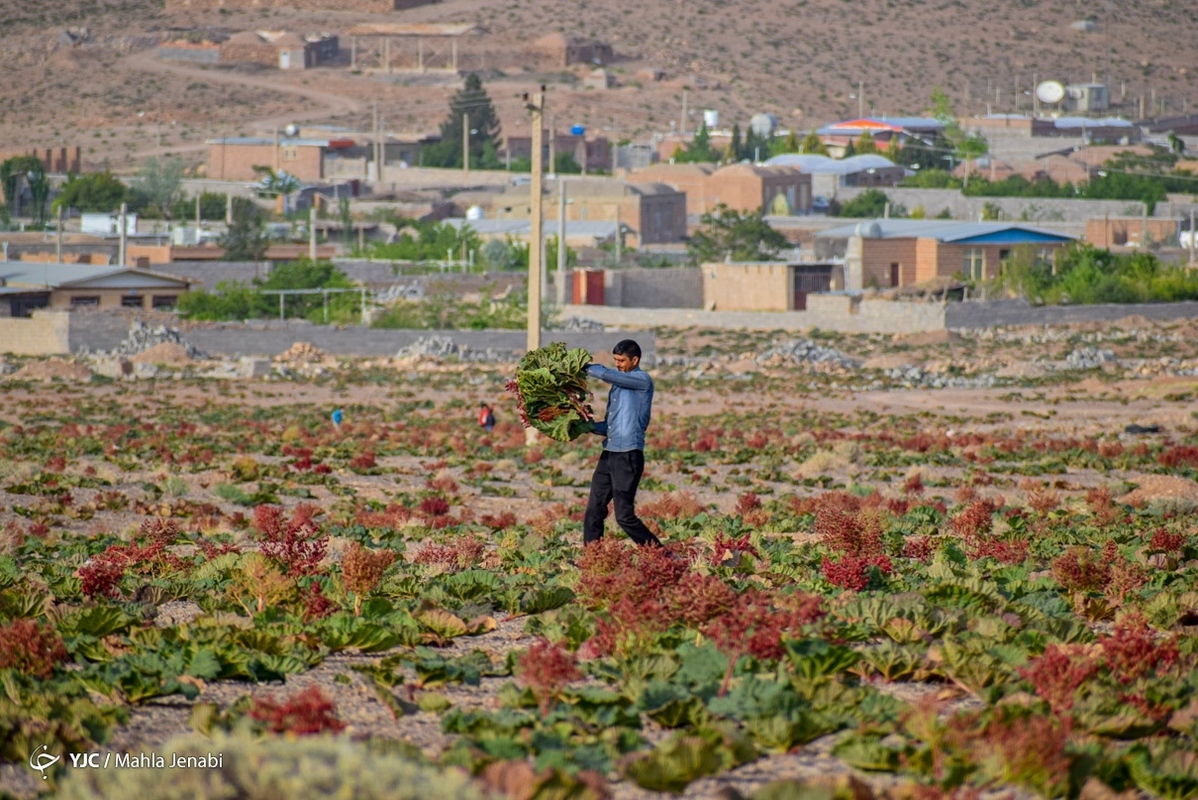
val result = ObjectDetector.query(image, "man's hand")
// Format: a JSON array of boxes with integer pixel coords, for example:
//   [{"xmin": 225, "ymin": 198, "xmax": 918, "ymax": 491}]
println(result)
[{"xmin": 590, "ymin": 350, "xmax": 614, "ymax": 367}]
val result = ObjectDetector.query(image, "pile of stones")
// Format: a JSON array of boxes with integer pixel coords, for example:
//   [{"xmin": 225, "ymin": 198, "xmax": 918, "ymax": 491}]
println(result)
[
  {"xmin": 394, "ymin": 336, "xmax": 519, "ymax": 363},
  {"xmin": 1065, "ymin": 347, "xmax": 1118, "ymax": 370},
  {"xmin": 106, "ymin": 322, "xmax": 204, "ymax": 359},
  {"xmin": 549, "ymin": 317, "xmax": 606, "ymax": 332},
  {"xmin": 756, "ymin": 339, "xmax": 860, "ymax": 369}
]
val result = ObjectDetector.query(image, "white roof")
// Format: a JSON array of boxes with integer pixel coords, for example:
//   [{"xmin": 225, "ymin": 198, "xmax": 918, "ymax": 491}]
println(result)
[{"xmin": 764, "ymin": 154, "xmax": 900, "ymax": 175}]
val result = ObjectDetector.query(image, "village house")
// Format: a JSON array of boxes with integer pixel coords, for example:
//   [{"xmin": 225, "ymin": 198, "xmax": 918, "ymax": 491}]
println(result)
[
  {"xmin": 627, "ymin": 162, "xmax": 813, "ymax": 215},
  {"xmin": 816, "ymin": 219, "xmax": 1075, "ymax": 291},
  {"xmin": 765, "ymin": 154, "xmax": 906, "ymax": 199},
  {"xmin": 815, "ymin": 117, "xmax": 944, "ymax": 158},
  {"xmin": 207, "ymin": 136, "xmax": 356, "ymax": 182},
  {"xmin": 220, "ymin": 31, "xmax": 339, "ymax": 71},
  {"xmin": 0, "ymin": 263, "xmax": 195, "ymax": 318},
  {"xmin": 503, "ymin": 130, "xmax": 612, "ymax": 174}
]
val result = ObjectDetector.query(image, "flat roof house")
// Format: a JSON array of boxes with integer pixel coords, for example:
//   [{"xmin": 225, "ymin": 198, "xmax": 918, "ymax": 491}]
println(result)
[
  {"xmin": 765, "ymin": 154, "xmax": 905, "ymax": 199},
  {"xmin": 207, "ymin": 136, "xmax": 355, "ymax": 182},
  {"xmin": 816, "ymin": 219, "xmax": 1075, "ymax": 291},
  {"xmin": 0, "ymin": 263, "xmax": 196, "ymax": 318}
]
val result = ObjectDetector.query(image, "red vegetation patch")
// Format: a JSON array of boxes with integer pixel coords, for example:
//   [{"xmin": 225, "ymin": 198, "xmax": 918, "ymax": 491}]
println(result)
[
  {"xmin": 1019, "ymin": 644, "xmax": 1100, "ymax": 715},
  {"xmin": 253, "ymin": 504, "xmax": 328, "ymax": 577},
  {"xmin": 1098, "ymin": 614, "xmax": 1179, "ymax": 685},
  {"xmin": 250, "ymin": 686, "xmax": 346, "ymax": 735},
  {"xmin": 517, "ymin": 638, "xmax": 583, "ymax": 717},
  {"xmin": 0, "ymin": 619, "xmax": 69, "ymax": 679}
]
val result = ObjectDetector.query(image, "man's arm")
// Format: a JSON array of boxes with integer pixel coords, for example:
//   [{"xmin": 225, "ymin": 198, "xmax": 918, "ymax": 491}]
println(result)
[
  {"xmin": 586, "ymin": 363, "xmax": 651, "ymax": 390},
  {"xmin": 591, "ymin": 420, "xmax": 607, "ymax": 435}
]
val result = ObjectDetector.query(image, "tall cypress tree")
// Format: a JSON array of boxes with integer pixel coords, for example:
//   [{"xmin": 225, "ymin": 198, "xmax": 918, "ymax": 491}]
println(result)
[{"xmin": 428, "ymin": 74, "xmax": 502, "ymax": 168}]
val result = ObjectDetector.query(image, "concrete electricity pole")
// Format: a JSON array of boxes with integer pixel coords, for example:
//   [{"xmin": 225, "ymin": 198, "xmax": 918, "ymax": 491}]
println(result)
[
  {"xmin": 549, "ymin": 116, "xmax": 556, "ymax": 174},
  {"xmin": 680, "ymin": 90, "xmax": 688, "ymax": 135},
  {"xmin": 527, "ymin": 91, "xmax": 545, "ymax": 353},
  {"xmin": 309, "ymin": 205, "xmax": 317, "ymax": 262},
  {"xmin": 118, "ymin": 203, "xmax": 127, "ymax": 267},
  {"xmin": 557, "ymin": 178, "xmax": 568, "ymax": 305},
  {"xmin": 463, "ymin": 113, "xmax": 470, "ymax": 180}
]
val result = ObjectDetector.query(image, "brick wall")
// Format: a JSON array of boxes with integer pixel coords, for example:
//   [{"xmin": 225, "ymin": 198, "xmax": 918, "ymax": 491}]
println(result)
[
  {"xmin": 603, "ymin": 267, "xmax": 703, "ymax": 309},
  {"xmin": 0, "ymin": 311, "xmax": 70, "ymax": 355},
  {"xmin": 637, "ymin": 193, "xmax": 688, "ymax": 244},
  {"xmin": 208, "ymin": 142, "xmax": 324, "ymax": 182},
  {"xmin": 1085, "ymin": 217, "xmax": 1180, "ymax": 247},
  {"xmin": 861, "ymin": 239, "xmax": 918, "ymax": 288}
]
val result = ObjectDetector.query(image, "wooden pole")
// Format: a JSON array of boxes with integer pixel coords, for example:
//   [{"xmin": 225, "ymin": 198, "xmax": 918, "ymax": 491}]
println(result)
[
  {"xmin": 557, "ymin": 179, "xmax": 568, "ymax": 305},
  {"xmin": 309, "ymin": 205, "xmax": 317, "ymax": 261},
  {"xmin": 527, "ymin": 92, "xmax": 544, "ymax": 353},
  {"xmin": 56, "ymin": 205, "xmax": 63, "ymax": 263}
]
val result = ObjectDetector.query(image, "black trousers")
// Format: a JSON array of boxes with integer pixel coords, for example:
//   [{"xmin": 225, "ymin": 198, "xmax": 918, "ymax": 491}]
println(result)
[{"xmin": 583, "ymin": 450, "xmax": 663, "ymax": 547}]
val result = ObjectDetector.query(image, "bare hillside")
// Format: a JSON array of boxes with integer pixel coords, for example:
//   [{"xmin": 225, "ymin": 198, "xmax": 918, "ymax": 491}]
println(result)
[{"xmin": 0, "ymin": 0, "xmax": 1192, "ymax": 171}]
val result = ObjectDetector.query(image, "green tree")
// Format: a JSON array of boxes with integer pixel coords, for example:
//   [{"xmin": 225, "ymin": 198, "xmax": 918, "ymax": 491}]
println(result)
[
  {"xmin": 177, "ymin": 280, "xmax": 258, "ymax": 321},
  {"xmin": 687, "ymin": 204, "xmax": 790, "ymax": 264},
  {"xmin": 424, "ymin": 74, "xmax": 503, "ymax": 169},
  {"xmin": 839, "ymin": 188, "xmax": 894, "ymax": 218},
  {"xmin": 51, "ymin": 171, "xmax": 128, "ymax": 214},
  {"xmin": 799, "ymin": 132, "xmax": 827, "ymax": 155},
  {"xmin": 674, "ymin": 121, "xmax": 719, "ymax": 163},
  {"xmin": 928, "ymin": 86, "xmax": 988, "ymax": 185},
  {"xmin": 855, "ymin": 132, "xmax": 878, "ymax": 155},
  {"xmin": 170, "ymin": 191, "xmax": 228, "ymax": 221},
  {"xmin": 554, "ymin": 152, "xmax": 582, "ymax": 174},
  {"xmin": 252, "ymin": 167, "xmax": 302, "ymax": 214},
  {"xmin": 2, "ymin": 156, "xmax": 51, "ymax": 223},
  {"xmin": 728, "ymin": 123, "xmax": 743, "ymax": 161},
  {"xmin": 220, "ymin": 200, "xmax": 269, "ymax": 261},
  {"xmin": 136, "ymin": 157, "xmax": 185, "ymax": 219}
]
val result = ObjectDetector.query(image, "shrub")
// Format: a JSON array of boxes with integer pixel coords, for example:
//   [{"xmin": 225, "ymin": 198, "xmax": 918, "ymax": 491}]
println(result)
[
  {"xmin": 250, "ymin": 686, "xmax": 346, "ymax": 735},
  {"xmin": 516, "ymin": 638, "xmax": 582, "ymax": 717},
  {"xmin": 253, "ymin": 504, "xmax": 327, "ymax": 577},
  {"xmin": 0, "ymin": 619, "xmax": 69, "ymax": 679},
  {"xmin": 341, "ymin": 542, "xmax": 395, "ymax": 616},
  {"xmin": 53, "ymin": 731, "xmax": 481, "ymax": 800}
]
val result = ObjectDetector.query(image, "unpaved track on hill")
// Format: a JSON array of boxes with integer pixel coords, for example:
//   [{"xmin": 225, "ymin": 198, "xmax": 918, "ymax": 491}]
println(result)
[{"xmin": 119, "ymin": 49, "xmax": 367, "ymax": 158}]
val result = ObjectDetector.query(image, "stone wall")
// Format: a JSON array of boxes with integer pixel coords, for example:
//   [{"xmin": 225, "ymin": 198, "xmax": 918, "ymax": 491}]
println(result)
[
  {"xmin": 558, "ymin": 298, "xmax": 947, "ymax": 334},
  {"xmin": 835, "ymin": 187, "xmax": 1149, "ymax": 223},
  {"xmin": 946, "ymin": 299, "xmax": 1198, "ymax": 329},
  {"xmin": 1, "ymin": 311, "xmax": 71, "ymax": 355}
]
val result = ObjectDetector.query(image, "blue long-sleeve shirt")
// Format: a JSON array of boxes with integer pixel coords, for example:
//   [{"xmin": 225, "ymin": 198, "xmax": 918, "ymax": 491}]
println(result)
[{"xmin": 586, "ymin": 364, "xmax": 654, "ymax": 452}]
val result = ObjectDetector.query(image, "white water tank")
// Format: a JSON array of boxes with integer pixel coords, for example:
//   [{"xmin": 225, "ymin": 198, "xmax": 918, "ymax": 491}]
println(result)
[
  {"xmin": 703, "ymin": 109, "xmax": 719, "ymax": 129},
  {"xmin": 466, "ymin": 205, "xmax": 484, "ymax": 221},
  {"xmin": 749, "ymin": 113, "xmax": 778, "ymax": 138}
]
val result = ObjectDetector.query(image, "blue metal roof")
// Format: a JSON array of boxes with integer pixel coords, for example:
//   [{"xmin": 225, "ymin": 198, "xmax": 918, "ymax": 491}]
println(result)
[{"xmin": 816, "ymin": 219, "xmax": 1075, "ymax": 244}]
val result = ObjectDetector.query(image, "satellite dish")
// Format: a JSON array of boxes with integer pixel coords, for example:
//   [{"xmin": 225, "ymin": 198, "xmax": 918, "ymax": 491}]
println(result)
[
  {"xmin": 283, "ymin": 123, "xmax": 299, "ymax": 137},
  {"xmin": 1035, "ymin": 81, "xmax": 1066, "ymax": 105}
]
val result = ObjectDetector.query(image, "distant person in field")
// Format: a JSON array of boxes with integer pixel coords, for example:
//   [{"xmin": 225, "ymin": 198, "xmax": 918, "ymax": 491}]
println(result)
[
  {"xmin": 582, "ymin": 339, "xmax": 663, "ymax": 548},
  {"xmin": 478, "ymin": 402, "xmax": 495, "ymax": 434}
]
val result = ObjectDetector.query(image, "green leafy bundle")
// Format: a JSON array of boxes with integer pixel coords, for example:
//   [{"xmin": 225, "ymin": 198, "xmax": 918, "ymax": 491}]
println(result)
[{"xmin": 506, "ymin": 343, "xmax": 596, "ymax": 442}]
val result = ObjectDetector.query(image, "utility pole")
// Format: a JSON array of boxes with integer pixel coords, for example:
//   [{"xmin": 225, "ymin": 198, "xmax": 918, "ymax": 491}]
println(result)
[
  {"xmin": 557, "ymin": 178, "xmax": 568, "ymax": 305},
  {"xmin": 118, "ymin": 202, "xmax": 127, "ymax": 267},
  {"xmin": 549, "ymin": 116, "xmax": 556, "ymax": 174},
  {"xmin": 372, "ymin": 103, "xmax": 380, "ymax": 184},
  {"xmin": 614, "ymin": 204, "xmax": 622, "ymax": 261},
  {"xmin": 610, "ymin": 118, "xmax": 618, "ymax": 174},
  {"xmin": 1190, "ymin": 209, "xmax": 1196, "ymax": 266},
  {"xmin": 680, "ymin": 90, "xmax": 688, "ymax": 135},
  {"xmin": 463, "ymin": 112, "xmax": 470, "ymax": 180},
  {"xmin": 527, "ymin": 91, "xmax": 544, "ymax": 353},
  {"xmin": 858, "ymin": 80, "xmax": 864, "ymax": 117},
  {"xmin": 309, "ymin": 204, "xmax": 317, "ymax": 261},
  {"xmin": 274, "ymin": 127, "xmax": 280, "ymax": 173},
  {"xmin": 225, "ymin": 193, "xmax": 233, "ymax": 225},
  {"xmin": 55, "ymin": 206, "xmax": 63, "ymax": 263},
  {"xmin": 378, "ymin": 113, "xmax": 386, "ymax": 188},
  {"xmin": 195, "ymin": 195, "xmax": 201, "ymax": 232}
]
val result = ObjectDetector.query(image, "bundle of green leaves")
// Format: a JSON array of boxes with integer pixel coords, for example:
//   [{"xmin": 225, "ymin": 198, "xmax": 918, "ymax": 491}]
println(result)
[{"xmin": 506, "ymin": 343, "xmax": 596, "ymax": 442}]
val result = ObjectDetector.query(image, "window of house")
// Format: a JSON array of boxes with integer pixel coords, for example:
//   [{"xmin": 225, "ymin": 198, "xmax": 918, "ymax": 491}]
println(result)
[
  {"xmin": 121, "ymin": 295, "xmax": 144, "ymax": 308},
  {"xmin": 963, "ymin": 248, "xmax": 985, "ymax": 281},
  {"xmin": 70, "ymin": 296, "xmax": 100, "ymax": 308},
  {"xmin": 152, "ymin": 295, "xmax": 178, "ymax": 310},
  {"xmin": 282, "ymin": 146, "xmax": 299, "ymax": 161}
]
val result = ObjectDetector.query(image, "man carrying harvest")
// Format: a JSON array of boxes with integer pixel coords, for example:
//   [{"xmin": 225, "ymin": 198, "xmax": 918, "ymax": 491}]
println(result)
[{"xmin": 582, "ymin": 339, "xmax": 664, "ymax": 548}]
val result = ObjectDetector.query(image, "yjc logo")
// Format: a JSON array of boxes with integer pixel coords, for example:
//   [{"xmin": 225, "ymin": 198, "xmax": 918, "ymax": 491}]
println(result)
[{"xmin": 29, "ymin": 744, "xmax": 60, "ymax": 780}]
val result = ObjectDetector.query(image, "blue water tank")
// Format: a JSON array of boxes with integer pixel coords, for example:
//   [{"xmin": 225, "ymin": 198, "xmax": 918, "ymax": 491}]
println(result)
[{"xmin": 570, "ymin": 124, "xmax": 586, "ymax": 136}]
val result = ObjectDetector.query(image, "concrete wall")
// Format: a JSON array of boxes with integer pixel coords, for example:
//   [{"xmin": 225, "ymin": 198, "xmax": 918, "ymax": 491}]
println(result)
[
  {"xmin": 947, "ymin": 299, "xmax": 1198, "ymax": 329},
  {"xmin": 0, "ymin": 311, "xmax": 70, "ymax": 355},
  {"xmin": 702, "ymin": 263, "xmax": 791, "ymax": 311},
  {"xmin": 835, "ymin": 186, "xmax": 1149, "ymax": 223},
  {"xmin": 603, "ymin": 267, "xmax": 703, "ymax": 309},
  {"xmin": 558, "ymin": 298, "xmax": 946, "ymax": 334},
  {"xmin": 156, "ymin": 45, "xmax": 221, "ymax": 64},
  {"xmin": 1085, "ymin": 217, "xmax": 1181, "ymax": 248}
]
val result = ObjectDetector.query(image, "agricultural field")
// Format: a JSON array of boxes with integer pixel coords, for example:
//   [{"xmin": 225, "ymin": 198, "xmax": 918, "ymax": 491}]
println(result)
[{"xmin": 1, "ymin": 321, "xmax": 1197, "ymax": 800}]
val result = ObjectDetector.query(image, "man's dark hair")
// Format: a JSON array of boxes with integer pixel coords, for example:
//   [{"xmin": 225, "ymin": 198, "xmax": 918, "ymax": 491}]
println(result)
[{"xmin": 612, "ymin": 339, "xmax": 641, "ymax": 360}]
